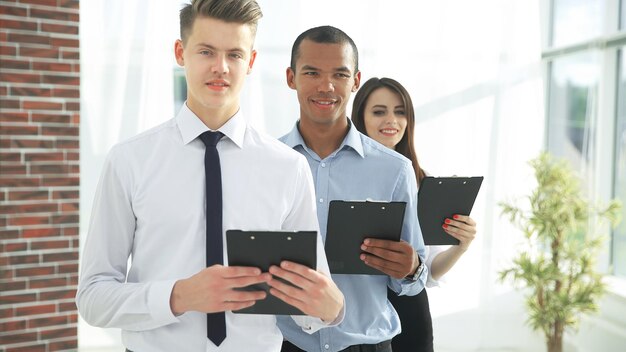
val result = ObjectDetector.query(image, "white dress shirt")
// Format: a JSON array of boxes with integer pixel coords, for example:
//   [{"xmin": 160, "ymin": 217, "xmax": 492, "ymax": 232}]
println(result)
[{"xmin": 76, "ymin": 104, "xmax": 338, "ymax": 351}]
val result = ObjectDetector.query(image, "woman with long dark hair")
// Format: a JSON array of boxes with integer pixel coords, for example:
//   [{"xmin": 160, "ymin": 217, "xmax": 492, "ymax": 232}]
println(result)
[{"xmin": 352, "ymin": 77, "xmax": 478, "ymax": 352}]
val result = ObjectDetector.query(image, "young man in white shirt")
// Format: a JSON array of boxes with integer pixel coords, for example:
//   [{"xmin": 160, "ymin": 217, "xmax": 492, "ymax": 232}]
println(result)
[{"xmin": 76, "ymin": 1, "xmax": 344, "ymax": 351}]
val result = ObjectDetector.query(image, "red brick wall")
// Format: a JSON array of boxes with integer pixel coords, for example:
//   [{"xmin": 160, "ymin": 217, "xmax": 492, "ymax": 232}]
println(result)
[{"xmin": 0, "ymin": 0, "xmax": 80, "ymax": 350}]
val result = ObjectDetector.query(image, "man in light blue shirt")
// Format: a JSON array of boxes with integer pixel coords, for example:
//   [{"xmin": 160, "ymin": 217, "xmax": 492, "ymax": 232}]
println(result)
[{"xmin": 277, "ymin": 26, "xmax": 428, "ymax": 352}]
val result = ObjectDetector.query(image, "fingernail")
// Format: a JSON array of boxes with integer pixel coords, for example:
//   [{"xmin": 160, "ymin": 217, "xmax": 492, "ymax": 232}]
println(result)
[
  {"xmin": 453, "ymin": 215, "xmax": 459, "ymax": 219},
  {"xmin": 442, "ymin": 224, "xmax": 448, "ymax": 229},
  {"xmin": 445, "ymin": 218, "xmax": 451, "ymax": 224}
]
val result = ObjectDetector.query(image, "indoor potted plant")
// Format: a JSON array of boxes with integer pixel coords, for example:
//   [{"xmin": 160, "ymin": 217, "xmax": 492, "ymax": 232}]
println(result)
[{"xmin": 498, "ymin": 152, "xmax": 621, "ymax": 352}]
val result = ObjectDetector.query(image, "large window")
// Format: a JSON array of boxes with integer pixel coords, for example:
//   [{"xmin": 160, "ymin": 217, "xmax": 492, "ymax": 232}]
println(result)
[
  {"xmin": 546, "ymin": 0, "xmax": 626, "ymax": 278},
  {"xmin": 614, "ymin": 49, "xmax": 626, "ymax": 276}
]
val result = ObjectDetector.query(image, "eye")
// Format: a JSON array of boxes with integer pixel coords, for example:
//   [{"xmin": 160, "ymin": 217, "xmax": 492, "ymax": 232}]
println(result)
[
  {"xmin": 335, "ymin": 73, "xmax": 351, "ymax": 79},
  {"xmin": 303, "ymin": 71, "xmax": 318, "ymax": 76},
  {"xmin": 372, "ymin": 110, "xmax": 386, "ymax": 116},
  {"xmin": 229, "ymin": 52, "xmax": 243, "ymax": 59},
  {"xmin": 199, "ymin": 50, "xmax": 212, "ymax": 56},
  {"xmin": 394, "ymin": 110, "xmax": 406, "ymax": 116}
]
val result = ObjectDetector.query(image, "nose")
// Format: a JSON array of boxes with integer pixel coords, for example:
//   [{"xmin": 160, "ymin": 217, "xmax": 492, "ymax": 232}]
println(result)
[
  {"xmin": 212, "ymin": 54, "xmax": 228, "ymax": 75},
  {"xmin": 384, "ymin": 113, "xmax": 398, "ymax": 125},
  {"xmin": 317, "ymin": 75, "xmax": 335, "ymax": 93}
]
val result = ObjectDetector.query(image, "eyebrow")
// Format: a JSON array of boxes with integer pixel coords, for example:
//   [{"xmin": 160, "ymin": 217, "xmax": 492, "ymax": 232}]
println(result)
[
  {"xmin": 195, "ymin": 43, "xmax": 245, "ymax": 53},
  {"xmin": 300, "ymin": 65, "xmax": 353, "ymax": 74}
]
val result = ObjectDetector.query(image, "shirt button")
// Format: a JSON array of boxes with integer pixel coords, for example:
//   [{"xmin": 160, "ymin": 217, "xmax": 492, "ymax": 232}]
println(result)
[
  {"xmin": 319, "ymin": 198, "xmax": 324, "ymax": 203},
  {"xmin": 321, "ymin": 162, "xmax": 326, "ymax": 167},
  {"xmin": 324, "ymin": 344, "xmax": 330, "ymax": 350}
]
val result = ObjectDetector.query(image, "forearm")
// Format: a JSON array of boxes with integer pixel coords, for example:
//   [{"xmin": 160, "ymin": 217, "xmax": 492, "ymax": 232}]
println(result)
[{"xmin": 430, "ymin": 245, "xmax": 467, "ymax": 281}]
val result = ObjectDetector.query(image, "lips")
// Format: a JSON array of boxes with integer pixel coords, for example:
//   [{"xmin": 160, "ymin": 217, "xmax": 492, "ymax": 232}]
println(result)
[
  {"xmin": 206, "ymin": 80, "xmax": 229, "ymax": 90},
  {"xmin": 379, "ymin": 128, "xmax": 398, "ymax": 136},
  {"xmin": 311, "ymin": 95, "xmax": 338, "ymax": 109}
]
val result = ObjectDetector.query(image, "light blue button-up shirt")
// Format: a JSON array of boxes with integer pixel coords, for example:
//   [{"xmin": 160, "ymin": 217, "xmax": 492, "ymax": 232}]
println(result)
[{"xmin": 277, "ymin": 119, "xmax": 427, "ymax": 352}]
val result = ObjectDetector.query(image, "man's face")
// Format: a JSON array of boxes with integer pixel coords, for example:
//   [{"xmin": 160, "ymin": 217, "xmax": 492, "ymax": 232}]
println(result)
[
  {"xmin": 175, "ymin": 16, "xmax": 256, "ymax": 118},
  {"xmin": 286, "ymin": 40, "xmax": 360, "ymax": 127}
]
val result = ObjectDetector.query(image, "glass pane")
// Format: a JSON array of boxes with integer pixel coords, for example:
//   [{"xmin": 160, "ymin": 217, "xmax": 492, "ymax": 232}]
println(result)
[
  {"xmin": 613, "ymin": 49, "xmax": 626, "ymax": 278},
  {"xmin": 622, "ymin": 0, "xmax": 626, "ymax": 29},
  {"xmin": 552, "ymin": 0, "xmax": 604, "ymax": 47},
  {"xmin": 547, "ymin": 52, "xmax": 599, "ymax": 181}
]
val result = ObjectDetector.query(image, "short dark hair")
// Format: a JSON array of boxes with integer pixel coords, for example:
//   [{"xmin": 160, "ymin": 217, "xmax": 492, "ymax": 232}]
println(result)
[
  {"xmin": 179, "ymin": 0, "xmax": 263, "ymax": 44},
  {"xmin": 290, "ymin": 25, "xmax": 359, "ymax": 73},
  {"xmin": 351, "ymin": 77, "xmax": 426, "ymax": 184}
]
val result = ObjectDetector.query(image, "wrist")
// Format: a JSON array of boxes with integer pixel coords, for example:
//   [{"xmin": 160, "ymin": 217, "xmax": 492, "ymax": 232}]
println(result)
[{"xmin": 170, "ymin": 279, "xmax": 188, "ymax": 315}]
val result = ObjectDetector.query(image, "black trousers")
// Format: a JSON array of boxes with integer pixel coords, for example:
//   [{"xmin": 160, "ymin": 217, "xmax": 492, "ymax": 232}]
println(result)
[
  {"xmin": 387, "ymin": 288, "xmax": 434, "ymax": 352},
  {"xmin": 281, "ymin": 339, "xmax": 392, "ymax": 352}
]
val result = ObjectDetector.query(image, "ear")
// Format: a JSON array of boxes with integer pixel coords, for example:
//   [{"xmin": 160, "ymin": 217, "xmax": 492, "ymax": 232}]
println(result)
[
  {"xmin": 247, "ymin": 49, "xmax": 257, "ymax": 74},
  {"xmin": 286, "ymin": 67, "xmax": 297, "ymax": 90},
  {"xmin": 174, "ymin": 39, "xmax": 185, "ymax": 66},
  {"xmin": 352, "ymin": 70, "xmax": 361, "ymax": 92}
]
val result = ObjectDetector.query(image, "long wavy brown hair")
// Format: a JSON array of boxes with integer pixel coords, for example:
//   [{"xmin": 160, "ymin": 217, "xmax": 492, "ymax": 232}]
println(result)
[{"xmin": 351, "ymin": 77, "xmax": 426, "ymax": 185}]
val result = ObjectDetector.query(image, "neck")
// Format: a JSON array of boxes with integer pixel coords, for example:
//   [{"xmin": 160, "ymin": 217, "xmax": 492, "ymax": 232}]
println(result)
[
  {"xmin": 298, "ymin": 116, "xmax": 349, "ymax": 159},
  {"xmin": 186, "ymin": 101, "xmax": 238, "ymax": 130}
]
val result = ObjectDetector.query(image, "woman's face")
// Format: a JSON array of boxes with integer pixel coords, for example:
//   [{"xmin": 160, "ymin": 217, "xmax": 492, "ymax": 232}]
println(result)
[{"xmin": 363, "ymin": 87, "xmax": 408, "ymax": 149}]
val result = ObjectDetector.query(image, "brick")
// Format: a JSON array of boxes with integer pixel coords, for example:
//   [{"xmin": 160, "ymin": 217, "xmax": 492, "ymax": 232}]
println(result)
[
  {"xmin": 29, "ymin": 277, "xmax": 68, "ymax": 289},
  {"xmin": 39, "ymin": 288, "xmax": 76, "ymax": 301},
  {"xmin": 0, "ymin": 44, "xmax": 17, "ymax": 56},
  {"xmin": 55, "ymin": 139, "xmax": 79, "ymax": 149},
  {"xmin": 61, "ymin": 227, "xmax": 78, "ymax": 237},
  {"xmin": 69, "ymin": 274, "xmax": 78, "ymax": 285},
  {"xmin": 60, "ymin": 202, "xmax": 79, "ymax": 212},
  {"xmin": 49, "ymin": 339, "xmax": 78, "ymax": 351},
  {"xmin": 0, "ymin": 72, "xmax": 40, "ymax": 84},
  {"xmin": 28, "ymin": 315, "xmax": 68, "ymax": 328},
  {"xmin": 1, "ymin": 292, "xmax": 37, "ymax": 304},
  {"xmin": 8, "ymin": 215, "xmax": 50, "ymax": 226},
  {"xmin": 32, "ymin": 61, "xmax": 73, "ymax": 72},
  {"xmin": 0, "ymin": 18, "xmax": 38, "ymax": 31},
  {"xmin": 0, "ymin": 320, "xmax": 26, "ymax": 332},
  {"xmin": 15, "ymin": 303, "xmax": 56, "ymax": 316},
  {"xmin": 41, "ymin": 23, "xmax": 78, "ymax": 35},
  {"xmin": 0, "ymin": 98, "xmax": 21, "ymax": 109},
  {"xmin": 41, "ymin": 126, "xmax": 78, "ymax": 136},
  {"xmin": 30, "ymin": 239, "xmax": 70, "ymax": 250},
  {"xmin": 8, "ymin": 190, "xmax": 49, "ymax": 201},
  {"xmin": 0, "ymin": 307, "xmax": 15, "ymax": 319},
  {"xmin": 40, "ymin": 326, "xmax": 76, "ymax": 340},
  {"xmin": 58, "ymin": 301, "xmax": 76, "ymax": 312},
  {"xmin": 0, "ymin": 177, "xmax": 41, "ymax": 187},
  {"xmin": 30, "ymin": 8, "xmax": 78, "ymax": 22},
  {"xmin": 0, "ymin": 112, "xmax": 29, "ymax": 122},
  {"xmin": 0, "ymin": 229, "xmax": 20, "ymax": 240},
  {"xmin": 12, "ymin": 138, "xmax": 55, "ymax": 149},
  {"xmin": 51, "ymin": 214, "xmax": 78, "ymax": 224},
  {"xmin": 2, "ymin": 203, "xmax": 58, "ymax": 214},
  {"xmin": 42, "ymin": 251, "xmax": 78, "ymax": 262},
  {"xmin": 24, "ymin": 152, "xmax": 65, "ymax": 162},
  {"xmin": 30, "ymin": 164, "xmax": 71, "ymax": 175},
  {"xmin": 19, "ymin": 46, "xmax": 60, "ymax": 59},
  {"xmin": 0, "ymin": 125, "xmax": 39, "ymax": 135},
  {"xmin": 1, "ymin": 164, "xmax": 27, "ymax": 174},
  {"xmin": 31, "ymin": 113, "xmax": 70, "ymax": 124},
  {"xmin": 0, "ymin": 332, "xmax": 38, "ymax": 345},
  {"xmin": 6, "ymin": 344, "xmax": 46, "ymax": 352},
  {"xmin": 0, "ymin": 5, "xmax": 28, "ymax": 17},
  {"xmin": 41, "ymin": 74, "xmax": 79, "ymax": 85},
  {"xmin": 15, "ymin": 266, "xmax": 55, "ymax": 277},
  {"xmin": 60, "ymin": 49, "xmax": 79, "ymax": 60},
  {"xmin": 22, "ymin": 100, "xmax": 63, "ymax": 111},
  {"xmin": 1, "ymin": 279, "xmax": 27, "ymax": 291},
  {"xmin": 22, "ymin": 227, "xmax": 61, "ymax": 238},
  {"xmin": 20, "ymin": 0, "xmax": 58, "ymax": 6},
  {"xmin": 0, "ymin": 177, "xmax": 41, "ymax": 188},
  {"xmin": 52, "ymin": 190, "xmax": 78, "ymax": 199},
  {"xmin": 65, "ymin": 101, "xmax": 80, "ymax": 111},
  {"xmin": 42, "ymin": 177, "xmax": 78, "ymax": 187},
  {"xmin": 10, "ymin": 86, "xmax": 52, "ymax": 97},
  {"xmin": 50, "ymin": 37, "xmax": 79, "ymax": 48},
  {"xmin": 59, "ymin": 0, "xmax": 80, "ymax": 9},
  {"xmin": 0, "ymin": 152, "xmax": 22, "ymax": 162},
  {"xmin": 66, "ymin": 152, "xmax": 79, "ymax": 161},
  {"xmin": 8, "ymin": 33, "xmax": 51, "ymax": 46},
  {"xmin": 52, "ymin": 88, "xmax": 79, "ymax": 98},
  {"xmin": 0, "ymin": 58, "xmax": 31, "ymax": 70},
  {"xmin": 9, "ymin": 254, "xmax": 40, "ymax": 265},
  {"xmin": 5, "ymin": 242, "xmax": 28, "ymax": 251}
]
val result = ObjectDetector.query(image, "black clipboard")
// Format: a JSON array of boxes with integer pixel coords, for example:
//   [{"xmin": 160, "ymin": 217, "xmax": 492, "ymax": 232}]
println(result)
[
  {"xmin": 226, "ymin": 230, "xmax": 317, "ymax": 315},
  {"xmin": 417, "ymin": 176, "xmax": 483, "ymax": 245},
  {"xmin": 325, "ymin": 200, "xmax": 406, "ymax": 275}
]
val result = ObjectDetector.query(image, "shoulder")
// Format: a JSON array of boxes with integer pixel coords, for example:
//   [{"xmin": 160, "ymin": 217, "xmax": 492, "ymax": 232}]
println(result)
[
  {"xmin": 244, "ymin": 126, "xmax": 307, "ymax": 164},
  {"xmin": 359, "ymin": 133, "xmax": 412, "ymax": 170},
  {"xmin": 111, "ymin": 118, "xmax": 177, "ymax": 155}
]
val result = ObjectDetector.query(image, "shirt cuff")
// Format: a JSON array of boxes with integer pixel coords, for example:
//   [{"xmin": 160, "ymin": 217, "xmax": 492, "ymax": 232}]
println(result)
[{"xmin": 148, "ymin": 279, "xmax": 181, "ymax": 325}]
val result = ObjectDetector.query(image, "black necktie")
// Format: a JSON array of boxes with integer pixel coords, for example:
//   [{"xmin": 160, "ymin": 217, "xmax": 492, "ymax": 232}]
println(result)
[{"xmin": 199, "ymin": 131, "xmax": 226, "ymax": 346}]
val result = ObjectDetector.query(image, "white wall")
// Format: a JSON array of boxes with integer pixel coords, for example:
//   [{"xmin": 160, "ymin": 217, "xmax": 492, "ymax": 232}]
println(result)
[{"xmin": 79, "ymin": 1, "xmax": 626, "ymax": 351}]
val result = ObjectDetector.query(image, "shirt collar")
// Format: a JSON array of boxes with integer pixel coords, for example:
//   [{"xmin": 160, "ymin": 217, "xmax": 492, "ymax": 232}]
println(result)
[
  {"xmin": 176, "ymin": 102, "xmax": 246, "ymax": 148},
  {"xmin": 283, "ymin": 118, "xmax": 365, "ymax": 158}
]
